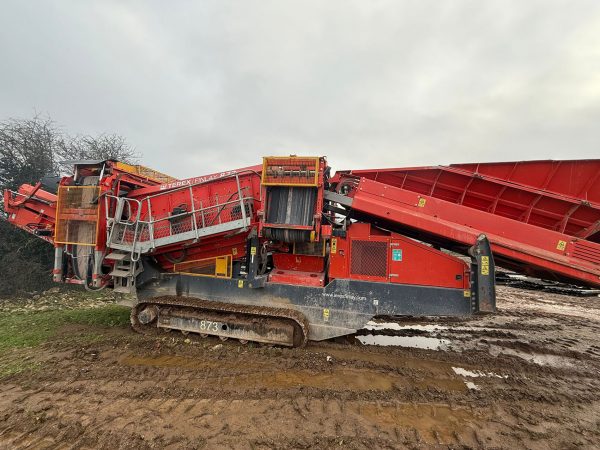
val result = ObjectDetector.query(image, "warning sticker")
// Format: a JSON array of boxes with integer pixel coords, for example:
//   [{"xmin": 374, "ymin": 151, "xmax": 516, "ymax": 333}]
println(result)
[
  {"xmin": 417, "ymin": 198, "xmax": 427, "ymax": 207},
  {"xmin": 392, "ymin": 249, "xmax": 403, "ymax": 261},
  {"xmin": 331, "ymin": 238, "xmax": 337, "ymax": 254},
  {"xmin": 481, "ymin": 256, "xmax": 490, "ymax": 275},
  {"xmin": 323, "ymin": 308, "xmax": 330, "ymax": 322},
  {"xmin": 556, "ymin": 240, "xmax": 567, "ymax": 251}
]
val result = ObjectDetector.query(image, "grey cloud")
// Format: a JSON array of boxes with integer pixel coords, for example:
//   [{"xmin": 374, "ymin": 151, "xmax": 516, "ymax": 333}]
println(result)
[{"xmin": 0, "ymin": 0, "xmax": 598, "ymax": 179}]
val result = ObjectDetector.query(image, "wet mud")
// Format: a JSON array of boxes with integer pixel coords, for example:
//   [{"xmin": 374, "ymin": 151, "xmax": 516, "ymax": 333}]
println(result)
[{"xmin": 0, "ymin": 285, "xmax": 599, "ymax": 449}]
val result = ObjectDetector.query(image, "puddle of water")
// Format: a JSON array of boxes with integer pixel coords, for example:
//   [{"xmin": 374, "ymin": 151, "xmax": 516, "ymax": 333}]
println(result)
[
  {"xmin": 121, "ymin": 354, "xmax": 465, "ymax": 392},
  {"xmin": 464, "ymin": 381, "xmax": 480, "ymax": 391},
  {"xmin": 323, "ymin": 347, "xmax": 461, "ymax": 374},
  {"xmin": 366, "ymin": 321, "xmax": 513, "ymax": 334},
  {"xmin": 251, "ymin": 368, "xmax": 398, "ymax": 391},
  {"xmin": 452, "ymin": 367, "xmax": 508, "ymax": 379},
  {"xmin": 357, "ymin": 334, "xmax": 451, "ymax": 350},
  {"xmin": 489, "ymin": 346, "xmax": 576, "ymax": 368},
  {"xmin": 213, "ymin": 367, "xmax": 466, "ymax": 392},
  {"xmin": 365, "ymin": 321, "xmax": 448, "ymax": 332}
]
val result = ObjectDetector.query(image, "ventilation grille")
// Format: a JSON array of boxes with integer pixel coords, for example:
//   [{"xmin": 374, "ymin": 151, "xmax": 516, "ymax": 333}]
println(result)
[
  {"xmin": 572, "ymin": 241, "xmax": 600, "ymax": 266},
  {"xmin": 350, "ymin": 240, "xmax": 388, "ymax": 278}
]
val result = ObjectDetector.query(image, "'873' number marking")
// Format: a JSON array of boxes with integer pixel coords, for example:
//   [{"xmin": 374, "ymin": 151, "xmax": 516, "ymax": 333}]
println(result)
[{"xmin": 199, "ymin": 320, "xmax": 221, "ymax": 332}]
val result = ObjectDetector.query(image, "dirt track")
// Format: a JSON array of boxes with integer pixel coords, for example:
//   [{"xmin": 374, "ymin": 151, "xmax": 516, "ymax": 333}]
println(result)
[{"xmin": 0, "ymin": 286, "xmax": 599, "ymax": 449}]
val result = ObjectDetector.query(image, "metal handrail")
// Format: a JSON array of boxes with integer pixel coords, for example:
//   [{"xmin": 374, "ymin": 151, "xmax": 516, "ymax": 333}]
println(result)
[
  {"xmin": 105, "ymin": 170, "xmax": 255, "ymax": 259},
  {"xmin": 140, "ymin": 196, "xmax": 253, "ymax": 230},
  {"xmin": 104, "ymin": 194, "xmax": 143, "ymax": 261},
  {"xmin": 6, "ymin": 189, "xmax": 53, "ymax": 206},
  {"xmin": 106, "ymin": 194, "xmax": 253, "ymax": 251},
  {"xmin": 119, "ymin": 198, "xmax": 142, "ymax": 226},
  {"xmin": 104, "ymin": 194, "xmax": 142, "ymax": 224}
]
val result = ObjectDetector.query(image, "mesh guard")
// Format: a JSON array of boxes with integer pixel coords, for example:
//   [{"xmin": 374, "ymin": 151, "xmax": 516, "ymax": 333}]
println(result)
[{"xmin": 55, "ymin": 186, "xmax": 100, "ymax": 246}]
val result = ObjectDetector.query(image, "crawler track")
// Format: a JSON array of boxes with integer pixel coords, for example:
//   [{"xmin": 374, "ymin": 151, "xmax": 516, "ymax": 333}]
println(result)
[{"xmin": 131, "ymin": 296, "xmax": 310, "ymax": 347}]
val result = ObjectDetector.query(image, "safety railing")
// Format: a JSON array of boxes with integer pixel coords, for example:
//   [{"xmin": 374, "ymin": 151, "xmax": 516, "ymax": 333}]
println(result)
[
  {"xmin": 105, "ymin": 174, "xmax": 254, "ymax": 260},
  {"xmin": 105, "ymin": 196, "xmax": 144, "ymax": 260}
]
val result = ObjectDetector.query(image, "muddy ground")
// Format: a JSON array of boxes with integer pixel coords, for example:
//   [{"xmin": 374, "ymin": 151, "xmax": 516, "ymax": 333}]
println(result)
[{"xmin": 0, "ymin": 286, "xmax": 599, "ymax": 449}]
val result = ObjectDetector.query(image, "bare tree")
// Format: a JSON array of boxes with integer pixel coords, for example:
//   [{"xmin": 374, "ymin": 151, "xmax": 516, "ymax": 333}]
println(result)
[
  {"xmin": 55, "ymin": 133, "xmax": 139, "ymax": 167},
  {"xmin": 0, "ymin": 115, "xmax": 57, "ymax": 192},
  {"xmin": 0, "ymin": 115, "xmax": 138, "ymax": 295}
]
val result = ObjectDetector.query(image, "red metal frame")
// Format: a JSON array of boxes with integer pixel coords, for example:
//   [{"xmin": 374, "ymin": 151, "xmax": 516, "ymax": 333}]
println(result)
[
  {"xmin": 5, "ymin": 156, "xmax": 599, "ymax": 290},
  {"xmin": 259, "ymin": 156, "xmax": 327, "ymax": 243},
  {"xmin": 272, "ymin": 253, "xmax": 325, "ymax": 272},
  {"xmin": 338, "ymin": 159, "xmax": 600, "ymax": 242},
  {"xmin": 329, "ymin": 223, "xmax": 469, "ymax": 289},
  {"xmin": 3, "ymin": 183, "xmax": 57, "ymax": 243},
  {"xmin": 268, "ymin": 269, "xmax": 325, "ymax": 287},
  {"xmin": 343, "ymin": 175, "xmax": 600, "ymax": 286}
]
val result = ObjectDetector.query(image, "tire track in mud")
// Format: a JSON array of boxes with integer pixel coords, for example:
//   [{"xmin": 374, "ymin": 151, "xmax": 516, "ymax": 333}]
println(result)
[
  {"xmin": 0, "ymin": 383, "xmax": 507, "ymax": 449},
  {"xmin": 1, "ymin": 286, "xmax": 600, "ymax": 449},
  {"xmin": 2, "ymin": 337, "xmax": 599, "ymax": 449}
]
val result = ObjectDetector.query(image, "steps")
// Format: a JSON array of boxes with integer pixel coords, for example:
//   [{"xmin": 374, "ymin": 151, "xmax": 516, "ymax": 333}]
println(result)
[{"xmin": 106, "ymin": 251, "xmax": 142, "ymax": 294}]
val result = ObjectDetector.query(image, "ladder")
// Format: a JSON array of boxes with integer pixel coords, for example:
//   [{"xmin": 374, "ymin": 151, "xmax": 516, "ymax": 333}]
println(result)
[{"xmin": 105, "ymin": 250, "xmax": 143, "ymax": 294}]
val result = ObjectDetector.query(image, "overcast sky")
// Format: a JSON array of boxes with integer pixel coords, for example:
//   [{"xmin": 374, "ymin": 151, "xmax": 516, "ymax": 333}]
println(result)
[{"xmin": 1, "ymin": 1, "xmax": 599, "ymax": 178}]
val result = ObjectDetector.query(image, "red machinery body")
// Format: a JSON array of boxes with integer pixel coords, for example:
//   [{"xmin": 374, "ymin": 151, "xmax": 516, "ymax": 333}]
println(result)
[
  {"xmin": 329, "ymin": 223, "xmax": 469, "ymax": 290},
  {"xmin": 333, "ymin": 159, "xmax": 600, "ymax": 287},
  {"xmin": 3, "ymin": 155, "xmax": 596, "ymax": 345},
  {"xmin": 3, "ymin": 182, "xmax": 57, "ymax": 243}
]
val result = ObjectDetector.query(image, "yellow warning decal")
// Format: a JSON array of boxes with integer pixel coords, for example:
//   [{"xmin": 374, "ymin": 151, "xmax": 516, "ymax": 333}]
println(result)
[
  {"xmin": 232, "ymin": 247, "xmax": 238, "ymax": 256},
  {"xmin": 556, "ymin": 240, "xmax": 567, "ymax": 251},
  {"xmin": 464, "ymin": 290, "xmax": 471, "ymax": 297},
  {"xmin": 250, "ymin": 247, "xmax": 257, "ymax": 256},
  {"xmin": 331, "ymin": 238, "xmax": 337, "ymax": 254},
  {"xmin": 323, "ymin": 308, "xmax": 330, "ymax": 322},
  {"xmin": 481, "ymin": 256, "xmax": 489, "ymax": 275},
  {"xmin": 174, "ymin": 255, "xmax": 232, "ymax": 278},
  {"xmin": 418, "ymin": 198, "xmax": 427, "ymax": 207},
  {"xmin": 238, "ymin": 280, "xmax": 244, "ymax": 288}
]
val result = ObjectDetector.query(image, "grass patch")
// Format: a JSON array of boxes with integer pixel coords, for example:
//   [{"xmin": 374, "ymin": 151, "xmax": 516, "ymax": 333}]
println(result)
[
  {"xmin": 75, "ymin": 332, "xmax": 106, "ymax": 344},
  {"xmin": 0, "ymin": 305, "xmax": 130, "ymax": 354},
  {"xmin": 0, "ymin": 360, "xmax": 42, "ymax": 378}
]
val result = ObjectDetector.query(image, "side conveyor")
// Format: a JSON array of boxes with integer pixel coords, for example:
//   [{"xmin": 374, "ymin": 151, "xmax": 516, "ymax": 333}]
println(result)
[{"xmin": 332, "ymin": 176, "xmax": 600, "ymax": 287}]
